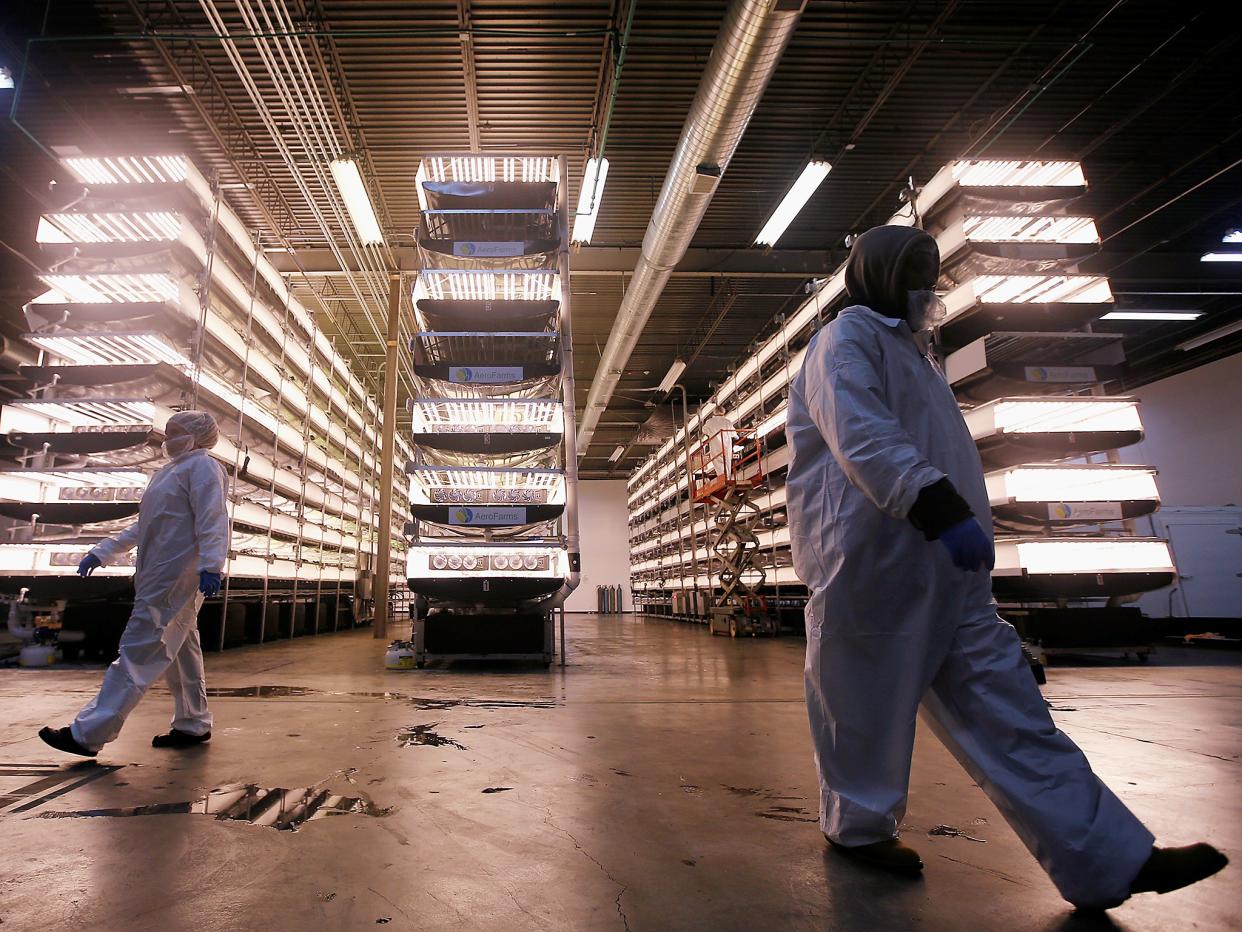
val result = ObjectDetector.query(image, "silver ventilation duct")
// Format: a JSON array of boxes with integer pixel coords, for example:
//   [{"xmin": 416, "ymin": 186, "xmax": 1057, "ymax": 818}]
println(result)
[{"xmin": 576, "ymin": 0, "xmax": 807, "ymax": 455}]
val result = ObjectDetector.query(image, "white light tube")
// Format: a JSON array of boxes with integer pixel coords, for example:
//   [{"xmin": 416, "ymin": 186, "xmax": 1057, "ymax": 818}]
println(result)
[
  {"xmin": 968, "ymin": 398, "xmax": 1142, "ymax": 438},
  {"xmin": 1223, "ymin": 230, "xmax": 1242, "ymax": 243},
  {"xmin": 754, "ymin": 161, "xmax": 832, "ymax": 247},
  {"xmin": 950, "ymin": 160, "xmax": 1086, "ymax": 188},
  {"xmin": 63, "ymin": 155, "xmax": 189, "ymax": 185},
  {"xmin": 961, "ymin": 215, "xmax": 1100, "ymax": 245},
  {"xmin": 330, "ymin": 158, "xmax": 384, "ymax": 245},
  {"xmin": 986, "ymin": 466, "xmax": 1159, "ymax": 505},
  {"xmin": 1100, "ymin": 311, "xmax": 1203, "ymax": 321},
  {"xmin": 657, "ymin": 358, "xmax": 687, "ymax": 393},
  {"xmin": 572, "ymin": 157, "xmax": 609, "ymax": 244},
  {"xmin": 609, "ymin": 445, "xmax": 625, "ymax": 464},
  {"xmin": 1005, "ymin": 538, "xmax": 1174, "ymax": 575},
  {"xmin": 1200, "ymin": 252, "xmax": 1242, "ymax": 262},
  {"xmin": 37, "ymin": 212, "xmax": 183, "ymax": 244}
]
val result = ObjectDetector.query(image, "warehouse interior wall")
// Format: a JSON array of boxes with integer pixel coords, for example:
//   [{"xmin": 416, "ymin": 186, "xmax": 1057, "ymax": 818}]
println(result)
[
  {"xmin": 565, "ymin": 480, "xmax": 631, "ymax": 612},
  {"xmin": 1119, "ymin": 351, "xmax": 1242, "ymax": 618},
  {"xmin": 1119, "ymin": 350, "xmax": 1242, "ymax": 507}
]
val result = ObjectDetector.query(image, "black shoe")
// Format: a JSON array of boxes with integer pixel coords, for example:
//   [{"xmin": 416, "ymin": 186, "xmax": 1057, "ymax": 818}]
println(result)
[
  {"xmin": 1131, "ymin": 844, "xmax": 1228, "ymax": 895},
  {"xmin": 38, "ymin": 726, "xmax": 97, "ymax": 758},
  {"xmin": 828, "ymin": 837, "xmax": 924, "ymax": 874},
  {"xmin": 152, "ymin": 729, "xmax": 211, "ymax": 748}
]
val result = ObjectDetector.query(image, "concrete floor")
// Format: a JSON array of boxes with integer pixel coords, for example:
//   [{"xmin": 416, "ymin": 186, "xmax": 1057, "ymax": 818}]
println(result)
[{"xmin": 0, "ymin": 614, "xmax": 1237, "ymax": 931}]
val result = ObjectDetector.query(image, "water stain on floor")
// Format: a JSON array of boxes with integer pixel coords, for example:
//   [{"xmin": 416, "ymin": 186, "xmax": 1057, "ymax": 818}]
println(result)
[
  {"xmin": 396, "ymin": 724, "xmax": 466, "ymax": 750},
  {"xmin": 37, "ymin": 779, "xmax": 389, "ymax": 832},
  {"xmin": 204, "ymin": 686, "xmax": 556, "ymax": 710}
]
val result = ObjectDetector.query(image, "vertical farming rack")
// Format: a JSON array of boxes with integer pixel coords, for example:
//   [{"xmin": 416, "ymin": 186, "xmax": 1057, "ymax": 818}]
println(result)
[{"xmin": 404, "ymin": 154, "xmax": 580, "ymax": 666}]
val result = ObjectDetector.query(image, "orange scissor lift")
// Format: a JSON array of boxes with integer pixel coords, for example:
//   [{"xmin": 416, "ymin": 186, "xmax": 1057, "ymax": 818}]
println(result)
[{"xmin": 689, "ymin": 428, "xmax": 780, "ymax": 638}]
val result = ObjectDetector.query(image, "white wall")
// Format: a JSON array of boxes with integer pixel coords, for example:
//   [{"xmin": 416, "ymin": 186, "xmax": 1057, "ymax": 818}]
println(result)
[
  {"xmin": 565, "ymin": 479, "xmax": 631, "ymax": 612},
  {"xmin": 1118, "ymin": 351, "xmax": 1242, "ymax": 507}
]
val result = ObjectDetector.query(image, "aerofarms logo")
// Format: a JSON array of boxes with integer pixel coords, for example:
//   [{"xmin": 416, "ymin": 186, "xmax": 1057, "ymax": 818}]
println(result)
[
  {"xmin": 451, "ymin": 367, "xmax": 473, "ymax": 382},
  {"xmin": 453, "ymin": 507, "xmax": 474, "ymax": 523}
]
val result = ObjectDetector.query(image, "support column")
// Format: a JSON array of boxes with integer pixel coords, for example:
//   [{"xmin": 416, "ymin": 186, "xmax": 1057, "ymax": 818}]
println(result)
[{"xmin": 374, "ymin": 272, "xmax": 403, "ymax": 639}]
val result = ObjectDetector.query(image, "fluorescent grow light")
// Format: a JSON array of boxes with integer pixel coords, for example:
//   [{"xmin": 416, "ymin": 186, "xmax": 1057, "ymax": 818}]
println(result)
[
  {"xmin": 63, "ymin": 155, "xmax": 189, "ymax": 185},
  {"xmin": 966, "ymin": 398, "xmax": 1142, "ymax": 439},
  {"xmin": 0, "ymin": 399, "xmax": 161, "ymax": 434},
  {"xmin": 419, "ymin": 270, "xmax": 560, "ymax": 303},
  {"xmin": 410, "ymin": 399, "xmax": 563, "ymax": 433},
  {"xmin": 951, "ymin": 275, "xmax": 1113, "ymax": 305},
  {"xmin": 986, "ymin": 466, "xmax": 1159, "ymax": 506},
  {"xmin": 572, "ymin": 157, "xmax": 609, "ymax": 244},
  {"xmin": 951, "ymin": 160, "xmax": 1086, "ymax": 188},
  {"xmin": 409, "ymin": 466, "xmax": 565, "ymax": 505},
  {"xmin": 1100, "ymin": 310, "xmax": 1203, "ymax": 321},
  {"xmin": 1200, "ymin": 252, "xmax": 1242, "ymax": 262},
  {"xmin": 755, "ymin": 161, "xmax": 831, "ymax": 247},
  {"xmin": 0, "ymin": 469, "xmax": 148, "ymax": 502},
  {"xmin": 37, "ymin": 273, "xmax": 180, "ymax": 304},
  {"xmin": 998, "ymin": 537, "xmax": 1175, "ymax": 576},
  {"xmin": 420, "ymin": 156, "xmax": 559, "ymax": 185},
  {"xmin": 754, "ymin": 407, "xmax": 788, "ymax": 439},
  {"xmin": 36, "ymin": 212, "xmax": 183, "ymax": 244},
  {"xmin": 27, "ymin": 332, "xmax": 187, "ymax": 366},
  {"xmin": 1223, "ymin": 230, "xmax": 1242, "ymax": 243},
  {"xmin": 961, "ymin": 215, "xmax": 1100, "ymax": 244},
  {"xmin": 330, "ymin": 158, "xmax": 384, "ymax": 246}
]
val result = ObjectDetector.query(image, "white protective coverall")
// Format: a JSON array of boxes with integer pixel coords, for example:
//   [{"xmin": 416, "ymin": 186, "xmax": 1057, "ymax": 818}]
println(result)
[
  {"xmin": 786, "ymin": 226, "xmax": 1154, "ymax": 910},
  {"xmin": 71, "ymin": 440, "xmax": 229, "ymax": 752}
]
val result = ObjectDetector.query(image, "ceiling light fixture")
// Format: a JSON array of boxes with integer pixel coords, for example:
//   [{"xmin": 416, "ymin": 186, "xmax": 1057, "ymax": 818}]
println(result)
[
  {"xmin": 609, "ymin": 445, "xmax": 626, "ymax": 464},
  {"xmin": 1200, "ymin": 252, "xmax": 1242, "ymax": 262},
  {"xmin": 657, "ymin": 358, "xmax": 687, "ymax": 393},
  {"xmin": 1099, "ymin": 310, "xmax": 1203, "ymax": 321},
  {"xmin": 754, "ymin": 161, "xmax": 832, "ymax": 247},
  {"xmin": 1175, "ymin": 318, "xmax": 1242, "ymax": 352},
  {"xmin": 572, "ymin": 157, "xmax": 609, "ymax": 244},
  {"xmin": 329, "ymin": 158, "xmax": 384, "ymax": 245}
]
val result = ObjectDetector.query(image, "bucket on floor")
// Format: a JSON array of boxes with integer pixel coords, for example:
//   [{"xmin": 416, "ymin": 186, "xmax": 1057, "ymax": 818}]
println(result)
[
  {"xmin": 385, "ymin": 641, "xmax": 416, "ymax": 671},
  {"xmin": 19, "ymin": 644, "xmax": 58, "ymax": 667}
]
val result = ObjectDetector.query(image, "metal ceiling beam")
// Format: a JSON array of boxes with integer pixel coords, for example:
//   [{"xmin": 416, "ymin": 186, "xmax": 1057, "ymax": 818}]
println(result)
[{"xmin": 270, "ymin": 246, "xmax": 833, "ymax": 276}]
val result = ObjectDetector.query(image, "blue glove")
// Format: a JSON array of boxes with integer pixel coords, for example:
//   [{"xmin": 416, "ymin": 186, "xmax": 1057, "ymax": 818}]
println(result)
[
  {"xmin": 78, "ymin": 554, "xmax": 102, "ymax": 577},
  {"xmin": 199, "ymin": 571, "xmax": 222, "ymax": 597},
  {"xmin": 939, "ymin": 518, "xmax": 995, "ymax": 572}
]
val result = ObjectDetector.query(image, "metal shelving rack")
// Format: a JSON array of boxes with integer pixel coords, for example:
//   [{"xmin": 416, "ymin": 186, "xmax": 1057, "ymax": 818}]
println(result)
[
  {"xmin": 405, "ymin": 154, "xmax": 580, "ymax": 666},
  {"xmin": 0, "ymin": 153, "xmax": 410, "ymax": 649},
  {"xmin": 628, "ymin": 159, "xmax": 1176, "ymax": 646}
]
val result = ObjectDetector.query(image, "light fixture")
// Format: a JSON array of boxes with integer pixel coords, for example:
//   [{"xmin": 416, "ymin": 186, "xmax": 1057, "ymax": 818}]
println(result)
[
  {"xmin": 954, "ymin": 275, "xmax": 1113, "ymax": 305},
  {"xmin": 754, "ymin": 161, "xmax": 832, "ymax": 247},
  {"xmin": 1100, "ymin": 310, "xmax": 1203, "ymax": 321},
  {"xmin": 1224, "ymin": 230, "xmax": 1242, "ymax": 244},
  {"xmin": 63, "ymin": 156, "xmax": 189, "ymax": 185},
  {"xmin": 419, "ymin": 270, "xmax": 560, "ymax": 302},
  {"xmin": 37, "ymin": 212, "xmax": 183, "ymax": 244},
  {"xmin": 39, "ymin": 273, "xmax": 180, "ymax": 304},
  {"xmin": 329, "ymin": 158, "xmax": 384, "ymax": 245},
  {"xmin": 420, "ymin": 156, "xmax": 559, "ymax": 184},
  {"xmin": 1176, "ymin": 318, "xmax": 1242, "ymax": 352},
  {"xmin": 657, "ymin": 358, "xmax": 687, "ymax": 393},
  {"xmin": 961, "ymin": 215, "xmax": 1100, "ymax": 244},
  {"xmin": 966, "ymin": 398, "xmax": 1143, "ymax": 439},
  {"xmin": 609, "ymin": 445, "xmax": 625, "ymax": 464},
  {"xmin": 1200, "ymin": 252, "xmax": 1242, "ymax": 262},
  {"xmin": 0, "ymin": 67, "xmax": 14, "ymax": 90},
  {"xmin": 410, "ymin": 399, "xmax": 563, "ymax": 433},
  {"xmin": 951, "ymin": 160, "xmax": 1086, "ymax": 188},
  {"xmin": 754, "ymin": 407, "xmax": 788, "ymax": 439},
  {"xmin": 572, "ymin": 157, "xmax": 609, "ymax": 244},
  {"xmin": 1001, "ymin": 538, "xmax": 1175, "ymax": 575},
  {"xmin": 986, "ymin": 466, "xmax": 1159, "ymax": 505}
]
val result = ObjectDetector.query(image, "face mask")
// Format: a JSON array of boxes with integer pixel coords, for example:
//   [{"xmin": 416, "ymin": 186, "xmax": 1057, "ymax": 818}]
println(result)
[
  {"xmin": 907, "ymin": 289, "xmax": 947, "ymax": 332},
  {"xmin": 162, "ymin": 435, "xmax": 195, "ymax": 458}
]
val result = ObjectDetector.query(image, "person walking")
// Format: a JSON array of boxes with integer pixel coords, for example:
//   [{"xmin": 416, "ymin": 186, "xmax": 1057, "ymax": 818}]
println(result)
[
  {"xmin": 39, "ymin": 410, "xmax": 228, "ymax": 757},
  {"xmin": 785, "ymin": 224, "xmax": 1227, "ymax": 910}
]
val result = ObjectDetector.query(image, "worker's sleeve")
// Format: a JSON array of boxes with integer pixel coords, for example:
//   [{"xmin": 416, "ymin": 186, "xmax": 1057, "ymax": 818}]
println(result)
[
  {"xmin": 90, "ymin": 521, "xmax": 142, "ymax": 565},
  {"xmin": 188, "ymin": 458, "xmax": 230, "ymax": 574},
  {"xmin": 802, "ymin": 326, "xmax": 945, "ymax": 519}
]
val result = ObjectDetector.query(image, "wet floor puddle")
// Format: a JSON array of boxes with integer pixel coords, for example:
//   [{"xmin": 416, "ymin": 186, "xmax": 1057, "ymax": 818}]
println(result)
[
  {"xmin": 37, "ymin": 771, "xmax": 389, "ymax": 831},
  {"xmin": 206, "ymin": 686, "xmax": 556, "ymax": 710},
  {"xmin": 397, "ymin": 724, "xmax": 466, "ymax": 750}
]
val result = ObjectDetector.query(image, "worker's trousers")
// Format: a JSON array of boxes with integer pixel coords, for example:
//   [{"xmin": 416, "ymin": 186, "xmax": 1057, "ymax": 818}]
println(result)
[
  {"xmin": 72, "ymin": 590, "xmax": 212, "ymax": 752},
  {"xmin": 804, "ymin": 608, "xmax": 1154, "ymax": 909}
]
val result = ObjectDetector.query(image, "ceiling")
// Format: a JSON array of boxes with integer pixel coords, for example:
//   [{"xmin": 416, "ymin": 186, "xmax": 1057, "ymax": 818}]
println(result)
[{"xmin": 0, "ymin": 0, "xmax": 1239, "ymax": 477}]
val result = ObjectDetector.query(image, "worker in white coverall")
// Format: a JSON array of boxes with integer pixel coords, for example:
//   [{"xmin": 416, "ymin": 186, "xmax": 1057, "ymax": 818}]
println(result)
[
  {"xmin": 39, "ymin": 410, "xmax": 228, "ymax": 757},
  {"xmin": 786, "ymin": 225, "xmax": 1227, "ymax": 909}
]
